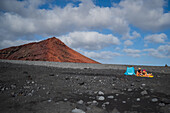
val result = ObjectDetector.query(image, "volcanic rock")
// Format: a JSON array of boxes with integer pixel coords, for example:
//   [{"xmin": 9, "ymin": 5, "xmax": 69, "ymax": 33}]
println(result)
[{"xmin": 0, "ymin": 37, "xmax": 99, "ymax": 64}]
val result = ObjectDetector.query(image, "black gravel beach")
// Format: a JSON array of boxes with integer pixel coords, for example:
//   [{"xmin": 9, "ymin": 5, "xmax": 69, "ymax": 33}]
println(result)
[{"xmin": 0, "ymin": 60, "xmax": 170, "ymax": 113}]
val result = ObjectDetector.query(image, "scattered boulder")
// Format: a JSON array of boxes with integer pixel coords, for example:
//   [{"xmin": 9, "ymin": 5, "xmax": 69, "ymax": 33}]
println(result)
[
  {"xmin": 136, "ymin": 98, "xmax": 140, "ymax": 102},
  {"xmin": 72, "ymin": 108, "xmax": 85, "ymax": 113},
  {"xmin": 107, "ymin": 95, "xmax": 114, "ymax": 99},
  {"xmin": 77, "ymin": 100, "xmax": 84, "ymax": 104},
  {"xmin": 122, "ymin": 101, "xmax": 126, "ymax": 104},
  {"xmin": 98, "ymin": 91, "xmax": 104, "ymax": 95},
  {"xmin": 152, "ymin": 98, "xmax": 158, "ymax": 102},
  {"xmin": 97, "ymin": 96, "xmax": 105, "ymax": 101},
  {"xmin": 10, "ymin": 84, "xmax": 16, "ymax": 89},
  {"xmin": 141, "ymin": 90, "xmax": 148, "ymax": 95},
  {"xmin": 127, "ymin": 88, "xmax": 133, "ymax": 92},
  {"xmin": 159, "ymin": 103, "xmax": 165, "ymax": 107}
]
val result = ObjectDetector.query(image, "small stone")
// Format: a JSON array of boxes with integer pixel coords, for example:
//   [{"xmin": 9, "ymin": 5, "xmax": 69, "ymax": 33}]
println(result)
[
  {"xmin": 77, "ymin": 100, "xmax": 84, "ymax": 104},
  {"xmin": 31, "ymin": 90, "xmax": 34, "ymax": 93},
  {"xmin": 102, "ymin": 104, "xmax": 106, "ymax": 109},
  {"xmin": 122, "ymin": 101, "xmax": 126, "ymax": 104},
  {"xmin": 105, "ymin": 102, "xmax": 109, "ymax": 105},
  {"xmin": 92, "ymin": 100, "xmax": 98, "ymax": 104},
  {"xmin": 46, "ymin": 91, "xmax": 50, "ymax": 94},
  {"xmin": 87, "ymin": 101, "xmax": 92, "ymax": 104},
  {"xmin": 131, "ymin": 83, "xmax": 135, "ymax": 86},
  {"xmin": 43, "ymin": 87, "xmax": 46, "ymax": 90},
  {"xmin": 136, "ymin": 98, "xmax": 140, "ymax": 101},
  {"xmin": 108, "ymin": 95, "xmax": 114, "ymax": 99},
  {"xmin": 112, "ymin": 84, "xmax": 115, "ymax": 87},
  {"xmin": 111, "ymin": 108, "xmax": 120, "ymax": 113},
  {"xmin": 64, "ymin": 98, "xmax": 68, "ymax": 101},
  {"xmin": 11, "ymin": 85, "xmax": 16, "ymax": 89},
  {"xmin": 1, "ymin": 87, "xmax": 5, "ymax": 91},
  {"xmin": 116, "ymin": 94, "xmax": 119, "ymax": 96},
  {"xmin": 127, "ymin": 88, "xmax": 133, "ymax": 92},
  {"xmin": 141, "ymin": 84, "xmax": 146, "ymax": 87},
  {"xmin": 28, "ymin": 93, "xmax": 32, "ymax": 96},
  {"xmin": 97, "ymin": 96, "xmax": 105, "ymax": 101},
  {"xmin": 141, "ymin": 90, "xmax": 148, "ymax": 95},
  {"xmin": 159, "ymin": 103, "xmax": 165, "ymax": 107},
  {"xmin": 98, "ymin": 91, "xmax": 104, "ymax": 95},
  {"xmin": 152, "ymin": 98, "xmax": 158, "ymax": 102},
  {"xmin": 72, "ymin": 108, "xmax": 85, "ymax": 113},
  {"xmin": 31, "ymin": 81, "xmax": 35, "ymax": 84},
  {"xmin": 27, "ymin": 81, "xmax": 30, "ymax": 84},
  {"xmin": 48, "ymin": 99, "xmax": 52, "ymax": 102}
]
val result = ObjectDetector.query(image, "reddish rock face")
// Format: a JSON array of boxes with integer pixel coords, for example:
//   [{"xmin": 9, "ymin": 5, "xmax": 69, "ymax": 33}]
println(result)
[{"xmin": 0, "ymin": 37, "xmax": 99, "ymax": 64}]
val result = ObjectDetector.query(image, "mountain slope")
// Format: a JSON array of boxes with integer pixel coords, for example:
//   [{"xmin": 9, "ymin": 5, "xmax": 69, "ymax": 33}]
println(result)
[{"xmin": 0, "ymin": 37, "xmax": 99, "ymax": 64}]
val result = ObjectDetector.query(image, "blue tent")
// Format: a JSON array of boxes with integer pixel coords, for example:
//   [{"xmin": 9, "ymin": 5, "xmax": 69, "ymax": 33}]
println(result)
[{"xmin": 124, "ymin": 67, "xmax": 136, "ymax": 75}]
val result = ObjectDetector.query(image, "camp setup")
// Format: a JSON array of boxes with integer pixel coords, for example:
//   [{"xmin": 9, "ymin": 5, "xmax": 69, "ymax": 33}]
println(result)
[
  {"xmin": 124, "ymin": 67, "xmax": 136, "ymax": 75},
  {"xmin": 124, "ymin": 67, "xmax": 154, "ymax": 78}
]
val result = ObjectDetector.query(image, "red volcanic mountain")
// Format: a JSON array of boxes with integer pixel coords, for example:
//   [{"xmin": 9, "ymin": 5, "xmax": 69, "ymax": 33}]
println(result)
[{"xmin": 0, "ymin": 37, "xmax": 99, "ymax": 64}]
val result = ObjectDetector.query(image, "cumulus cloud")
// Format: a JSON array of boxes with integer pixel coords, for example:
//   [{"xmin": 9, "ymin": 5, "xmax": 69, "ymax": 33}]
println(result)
[
  {"xmin": 144, "ymin": 33, "xmax": 167, "ymax": 43},
  {"xmin": 143, "ymin": 45, "xmax": 170, "ymax": 58},
  {"xmin": 123, "ymin": 48, "xmax": 141, "ymax": 54},
  {"xmin": 124, "ymin": 40, "xmax": 133, "ymax": 46},
  {"xmin": 0, "ymin": 0, "xmax": 129, "ymax": 42},
  {"xmin": 60, "ymin": 31, "xmax": 120, "ymax": 50},
  {"xmin": 81, "ymin": 51, "xmax": 122, "ymax": 60},
  {"xmin": 119, "ymin": 0, "xmax": 170, "ymax": 31},
  {"xmin": 122, "ymin": 31, "xmax": 141, "ymax": 39},
  {"xmin": 123, "ymin": 48, "xmax": 141, "ymax": 57},
  {"xmin": 0, "ymin": 39, "xmax": 39, "ymax": 49},
  {"xmin": 1, "ymin": 0, "xmax": 169, "ymax": 41}
]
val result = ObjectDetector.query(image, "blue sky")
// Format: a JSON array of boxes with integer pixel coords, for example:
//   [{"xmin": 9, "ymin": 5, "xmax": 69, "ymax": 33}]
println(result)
[{"xmin": 0, "ymin": 0, "xmax": 170, "ymax": 66}]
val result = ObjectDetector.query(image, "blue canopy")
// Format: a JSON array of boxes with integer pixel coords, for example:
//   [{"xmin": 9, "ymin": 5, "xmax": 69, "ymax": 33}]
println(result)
[{"xmin": 124, "ymin": 67, "xmax": 136, "ymax": 75}]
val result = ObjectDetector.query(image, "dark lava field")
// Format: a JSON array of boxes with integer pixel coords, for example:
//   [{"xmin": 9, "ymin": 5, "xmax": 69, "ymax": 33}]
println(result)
[{"xmin": 0, "ymin": 61, "xmax": 170, "ymax": 113}]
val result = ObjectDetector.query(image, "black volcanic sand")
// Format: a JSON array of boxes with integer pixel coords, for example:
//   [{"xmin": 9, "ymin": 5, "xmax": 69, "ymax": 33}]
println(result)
[{"xmin": 0, "ymin": 62, "xmax": 170, "ymax": 113}]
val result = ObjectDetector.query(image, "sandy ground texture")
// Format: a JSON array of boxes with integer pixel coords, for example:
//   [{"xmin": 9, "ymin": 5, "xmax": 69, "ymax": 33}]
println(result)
[{"xmin": 0, "ymin": 60, "xmax": 170, "ymax": 113}]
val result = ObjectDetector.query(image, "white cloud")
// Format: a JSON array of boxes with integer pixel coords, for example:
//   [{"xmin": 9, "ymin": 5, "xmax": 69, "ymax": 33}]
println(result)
[
  {"xmin": 158, "ymin": 45, "xmax": 170, "ymax": 56},
  {"xmin": 124, "ymin": 40, "xmax": 133, "ymax": 46},
  {"xmin": 123, "ymin": 31, "xmax": 141, "ymax": 39},
  {"xmin": 0, "ymin": 0, "xmax": 129, "ymax": 42},
  {"xmin": 143, "ymin": 45, "xmax": 170, "ymax": 58},
  {"xmin": 115, "ymin": 47, "xmax": 120, "ymax": 50},
  {"xmin": 123, "ymin": 48, "xmax": 141, "ymax": 57},
  {"xmin": 123, "ymin": 48, "xmax": 141, "ymax": 54},
  {"xmin": 144, "ymin": 33, "xmax": 167, "ymax": 43},
  {"xmin": 81, "ymin": 51, "xmax": 122, "ymax": 60},
  {"xmin": 0, "ymin": 39, "xmax": 39, "ymax": 49},
  {"xmin": 60, "ymin": 31, "xmax": 120, "ymax": 50},
  {"xmin": 119, "ymin": 0, "xmax": 170, "ymax": 31},
  {"xmin": 0, "ymin": 0, "xmax": 170, "ymax": 52}
]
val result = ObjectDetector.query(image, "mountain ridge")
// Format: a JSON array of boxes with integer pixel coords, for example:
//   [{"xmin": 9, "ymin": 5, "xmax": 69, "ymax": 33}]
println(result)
[{"xmin": 0, "ymin": 37, "xmax": 99, "ymax": 64}]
